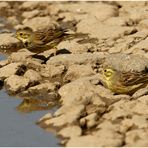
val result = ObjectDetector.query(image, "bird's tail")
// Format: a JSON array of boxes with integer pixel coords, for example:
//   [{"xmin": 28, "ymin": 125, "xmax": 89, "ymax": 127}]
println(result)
[{"xmin": 63, "ymin": 31, "xmax": 89, "ymax": 40}]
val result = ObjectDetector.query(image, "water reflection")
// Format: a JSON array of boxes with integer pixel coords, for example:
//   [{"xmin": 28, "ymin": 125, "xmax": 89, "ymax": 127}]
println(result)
[{"xmin": 17, "ymin": 98, "xmax": 55, "ymax": 113}]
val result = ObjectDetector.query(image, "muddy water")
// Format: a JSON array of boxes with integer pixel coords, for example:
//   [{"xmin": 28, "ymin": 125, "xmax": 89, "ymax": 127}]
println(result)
[{"xmin": 0, "ymin": 55, "xmax": 59, "ymax": 146}]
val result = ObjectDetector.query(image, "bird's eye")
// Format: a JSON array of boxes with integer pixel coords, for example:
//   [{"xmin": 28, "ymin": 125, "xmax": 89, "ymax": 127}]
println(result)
[{"xmin": 20, "ymin": 33, "xmax": 23, "ymax": 36}]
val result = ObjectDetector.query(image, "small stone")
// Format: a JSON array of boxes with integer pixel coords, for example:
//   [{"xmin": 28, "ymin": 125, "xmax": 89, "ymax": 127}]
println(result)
[
  {"xmin": 24, "ymin": 69, "xmax": 42, "ymax": 84},
  {"xmin": 132, "ymin": 95, "xmax": 148, "ymax": 115},
  {"xmin": 58, "ymin": 77, "xmax": 94, "ymax": 106},
  {"xmin": 64, "ymin": 64, "xmax": 95, "ymax": 82},
  {"xmin": 103, "ymin": 100, "xmax": 131, "ymax": 121},
  {"xmin": 80, "ymin": 113, "xmax": 98, "ymax": 128},
  {"xmin": 0, "ymin": 23, "xmax": 4, "ymax": 28},
  {"xmin": 119, "ymin": 119, "xmax": 134, "ymax": 133},
  {"xmin": 7, "ymin": 16, "xmax": 19, "ymax": 26},
  {"xmin": 108, "ymin": 47, "xmax": 122, "ymax": 53},
  {"xmin": 0, "ymin": 59, "xmax": 9, "ymax": 68},
  {"xmin": 0, "ymin": 33, "xmax": 20, "ymax": 52},
  {"xmin": 139, "ymin": 19, "xmax": 148, "ymax": 29},
  {"xmin": 93, "ymin": 129, "xmax": 123, "ymax": 146},
  {"xmin": 19, "ymin": 2, "xmax": 40, "ymax": 10},
  {"xmin": 5, "ymin": 75, "xmax": 30, "ymax": 95},
  {"xmin": 97, "ymin": 120, "xmax": 119, "ymax": 132},
  {"xmin": 47, "ymin": 52, "xmax": 107, "ymax": 67},
  {"xmin": 0, "ymin": 63, "xmax": 23, "ymax": 80},
  {"xmin": 23, "ymin": 16, "xmax": 57, "ymax": 31},
  {"xmin": 67, "ymin": 130, "xmax": 123, "ymax": 147},
  {"xmin": 41, "ymin": 64, "xmax": 66, "ymax": 78},
  {"xmin": 125, "ymin": 129, "xmax": 148, "ymax": 146},
  {"xmin": 58, "ymin": 126, "xmax": 82, "ymax": 138},
  {"xmin": 44, "ymin": 105, "xmax": 85, "ymax": 127},
  {"xmin": 38, "ymin": 113, "xmax": 52, "ymax": 122},
  {"xmin": 104, "ymin": 17, "xmax": 131, "ymax": 26},
  {"xmin": 57, "ymin": 40, "xmax": 91, "ymax": 54},
  {"xmin": 22, "ymin": 10, "xmax": 39, "ymax": 19},
  {"xmin": 0, "ymin": 2, "xmax": 10, "ymax": 9},
  {"xmin": 131, "ymin": 115, "xmax": 148, "ymax": 128},
  {"xmin": 19, "ymin": 82, "xmax": 59, "ymax": 100}
]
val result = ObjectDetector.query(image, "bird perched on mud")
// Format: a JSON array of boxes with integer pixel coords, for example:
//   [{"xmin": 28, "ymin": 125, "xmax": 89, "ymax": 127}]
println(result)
[
  {"xmin": 101, "ymin": 67, "xmax": 148, "ymax": 95},
  {"xmin": 15, "ymin": 26, "xmax": 68, "ymax": 54},
  {"xmin": 15, "ymin": 26, "xmax": 87, "ymax": 55}
]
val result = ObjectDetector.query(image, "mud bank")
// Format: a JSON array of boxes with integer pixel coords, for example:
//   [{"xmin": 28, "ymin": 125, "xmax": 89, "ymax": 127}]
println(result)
[{"xmin": 0, "ymin": 1, "xmax": 148, "ymax": 147}]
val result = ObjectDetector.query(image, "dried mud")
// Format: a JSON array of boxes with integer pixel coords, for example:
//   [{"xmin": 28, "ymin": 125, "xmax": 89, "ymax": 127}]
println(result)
[{"xmin": 0, "ymin": 1, "xmax": 148, "ymax": 147}]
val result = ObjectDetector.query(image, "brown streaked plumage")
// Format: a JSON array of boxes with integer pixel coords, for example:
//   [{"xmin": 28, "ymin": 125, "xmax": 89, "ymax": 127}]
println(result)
[
  {"xmin": 15, "ymin": 26, "xmax": 67, "ymax": 53},
  {"xmin": 101, "ymin": 68, "xmax": 148, "ymax": 95}
]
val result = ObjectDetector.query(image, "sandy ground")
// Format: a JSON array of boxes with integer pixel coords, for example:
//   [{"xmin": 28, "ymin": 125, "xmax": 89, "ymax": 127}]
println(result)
[{"xmin": 0, "ymin": 1, "xmax": 148, "ymax": 147}]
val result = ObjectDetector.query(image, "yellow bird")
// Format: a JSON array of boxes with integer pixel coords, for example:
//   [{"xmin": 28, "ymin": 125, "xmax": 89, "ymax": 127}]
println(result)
[
  {"xmin": 15, "ymin": 26, "xmax": 67, "ymax": 54},
  {"xmin": 101, "ymin": 68, "xmax": 148, "ymax": 95}
]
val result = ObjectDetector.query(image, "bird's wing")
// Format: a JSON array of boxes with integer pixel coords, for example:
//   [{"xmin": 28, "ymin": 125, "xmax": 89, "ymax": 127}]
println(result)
[
  {"xmin": 33, "ymin": 27, "xmax": 67, "ymax": 45},
  {"xmin": 119, "ymin": 71, "xmax": 148, "ymax": 86},
  {"xmin": 32, "ymin": 30, "xmax": 48, "ymax": 45}
]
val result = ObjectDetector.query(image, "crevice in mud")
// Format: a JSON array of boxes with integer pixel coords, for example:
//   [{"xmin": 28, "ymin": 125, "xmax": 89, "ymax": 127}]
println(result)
[{"xmin": 0, "ymin": 80, "xmax": 4, "ymax": 90}]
